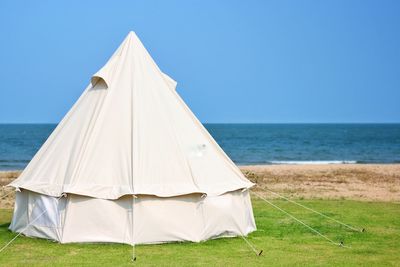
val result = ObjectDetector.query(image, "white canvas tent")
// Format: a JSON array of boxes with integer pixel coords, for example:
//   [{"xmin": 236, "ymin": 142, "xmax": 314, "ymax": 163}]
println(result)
[{"xmin": 8, "ymin": 31, "xmax": 256, "ymax": 245}]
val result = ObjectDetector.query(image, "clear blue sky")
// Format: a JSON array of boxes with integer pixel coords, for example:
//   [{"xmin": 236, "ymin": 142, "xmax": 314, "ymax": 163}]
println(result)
[{"xmin": 0, "ymin": 0, "xmax": 399, "ymax": 123}]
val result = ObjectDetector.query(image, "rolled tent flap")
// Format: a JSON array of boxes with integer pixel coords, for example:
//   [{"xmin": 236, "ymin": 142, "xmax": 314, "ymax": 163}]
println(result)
[
  {"xmin": 90, "ymin": 53, "xmax": 120, "ymax": 88},
  {"xmin": 162, "ymin": 73, "xmax": 177, "ymax": 91},
  {"xmin": 91, "ymin": 76, "xmax": 108, "ymax": 88}
]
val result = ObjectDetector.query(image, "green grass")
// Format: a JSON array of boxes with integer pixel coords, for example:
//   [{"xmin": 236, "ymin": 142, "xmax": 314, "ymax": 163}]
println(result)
[{"xmin": 0, "ymin": 198, "xmax": 399, "ymax": 266}]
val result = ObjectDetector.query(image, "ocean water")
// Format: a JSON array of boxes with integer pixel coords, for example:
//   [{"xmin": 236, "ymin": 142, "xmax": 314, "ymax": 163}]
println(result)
[
  {"xmin": 206, "ymin": 123, "xmax": 400, "ymax": 165},
  {"xmin": 0, "ymin": 123, "xmax": 399, "ymax": 170}
]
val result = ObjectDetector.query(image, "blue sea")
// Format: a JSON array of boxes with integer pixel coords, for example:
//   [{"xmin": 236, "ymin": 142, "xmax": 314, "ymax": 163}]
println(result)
[{"xmin": 0, "ymin": 123, "xmax": 399, "ymax": 170}]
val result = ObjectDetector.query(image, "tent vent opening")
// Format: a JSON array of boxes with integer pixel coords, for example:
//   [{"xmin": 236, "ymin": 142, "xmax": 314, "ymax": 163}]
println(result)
[{"xmin": 91, "ymin": 76, "xmax": 109, "ymax": 89}]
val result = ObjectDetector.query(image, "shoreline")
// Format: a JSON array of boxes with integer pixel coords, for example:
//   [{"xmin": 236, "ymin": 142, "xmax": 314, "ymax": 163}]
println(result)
[
  {"xmin": 2, "ymin": 162, "xmax": 400, "ymax": 172},
  {"xmin": 238, "ymin": 162, "xmax": 400, "ymax": 166},
  {"xmin": 238, "ymin": 163, "xmax": 400, "ymax": 167},
  {"xmin": 1, "ymin": 163, "xmax": 400, "ymax": 209}
]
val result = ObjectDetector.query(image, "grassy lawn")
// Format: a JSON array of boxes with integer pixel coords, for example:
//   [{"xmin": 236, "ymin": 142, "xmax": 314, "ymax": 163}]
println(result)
[{"xmin": 0, "ymin": 197, "xmax": 399, "ymax": 266}]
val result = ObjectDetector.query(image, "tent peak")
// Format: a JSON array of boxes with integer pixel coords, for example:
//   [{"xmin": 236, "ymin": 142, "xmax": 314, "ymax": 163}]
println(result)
[
  {"xmin": 90, "ymin": 31, "xmax": 139, "ymax": 88},
  {"xmin": 126, "ymin": 31, "xmax": 140, "ymax": 42},
  {"xmin": 91, "ymin": 31, "xmax": 177, "ymax": 90}
]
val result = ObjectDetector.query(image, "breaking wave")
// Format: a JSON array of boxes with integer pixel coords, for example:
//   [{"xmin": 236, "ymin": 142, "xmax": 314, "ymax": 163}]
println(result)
[{"xmin": 267, "ymin": 160, "xmax": 357, "ymax": 165}]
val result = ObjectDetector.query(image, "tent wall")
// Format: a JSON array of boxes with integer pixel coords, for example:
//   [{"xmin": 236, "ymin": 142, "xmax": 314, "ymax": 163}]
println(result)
[{"xmin": 9, "ymin": 190, "xmax": 256, "ymax": 245}]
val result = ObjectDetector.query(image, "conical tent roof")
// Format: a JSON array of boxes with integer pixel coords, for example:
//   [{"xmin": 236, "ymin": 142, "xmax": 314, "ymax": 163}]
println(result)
[{"xmin": 10, "ymin": 32, "xmax": 253, "ymax": 199}]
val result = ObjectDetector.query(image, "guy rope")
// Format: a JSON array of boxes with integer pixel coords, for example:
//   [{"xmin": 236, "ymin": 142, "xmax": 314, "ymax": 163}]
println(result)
[{"xmin": 251, "ymin": 188, "xmax": 363, "ymax": 248}]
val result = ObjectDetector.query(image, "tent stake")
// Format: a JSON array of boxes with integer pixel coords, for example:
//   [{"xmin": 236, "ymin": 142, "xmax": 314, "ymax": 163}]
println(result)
[
  {"xmin": 239, "ymin": 235, "xmax": 263, "ymax": 256},
  {"xmin": 132, "ymin": 244, "xmax": 136, "ymax": 262}
]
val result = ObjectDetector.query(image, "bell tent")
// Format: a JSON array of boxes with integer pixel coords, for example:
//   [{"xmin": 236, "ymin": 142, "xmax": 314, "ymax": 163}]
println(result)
[{"xmin": 8, "ymin": 31, "xmax": 256, "ymax": 245}]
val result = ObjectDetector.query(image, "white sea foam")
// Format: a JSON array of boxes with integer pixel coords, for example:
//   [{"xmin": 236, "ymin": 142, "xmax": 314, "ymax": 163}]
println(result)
[{"xmin": 268, "ymin": 160, "xmax": 357, "ymax": 165}]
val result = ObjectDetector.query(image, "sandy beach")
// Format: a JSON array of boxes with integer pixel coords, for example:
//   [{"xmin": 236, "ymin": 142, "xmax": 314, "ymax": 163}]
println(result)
[
  {"xmin": 1, "ymin": 164, "xmax": 400, "ymax": 209},
  {"xmin": 243, "ymin": 164, "xmax": 400, "ymax": 202}
]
